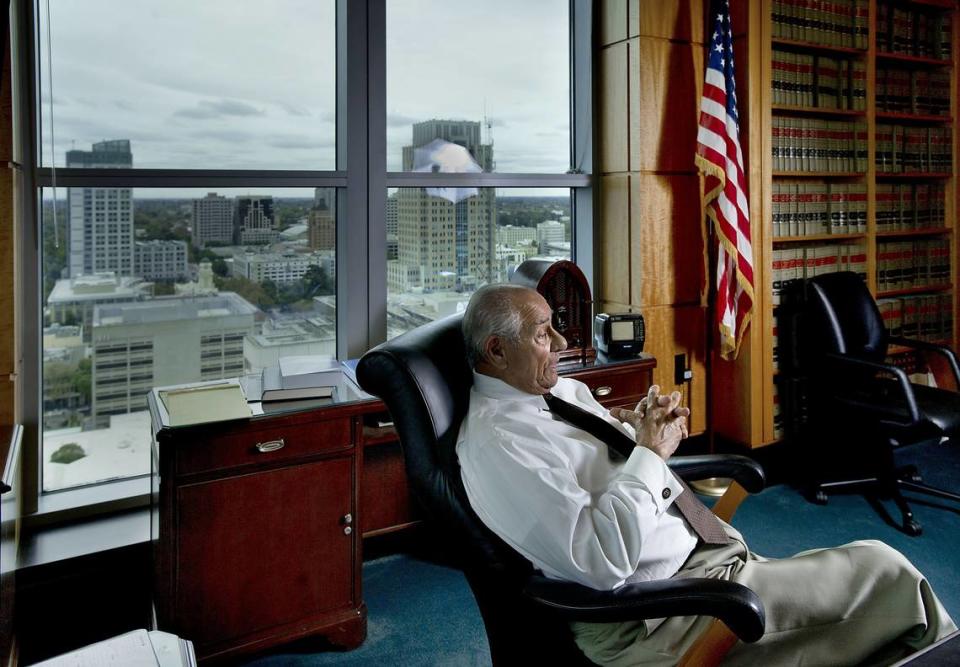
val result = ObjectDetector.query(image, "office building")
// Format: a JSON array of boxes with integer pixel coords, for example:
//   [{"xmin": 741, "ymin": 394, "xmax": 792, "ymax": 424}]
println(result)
[
  {"xmin": 498, "ymin": 224, "xmax": 537, "ymax": 247},
  {"xmin": 133, "ymin": 240, "xmax": 188, "ymax": 281},
  {"xmin": 192, "ymin": 193, "xmax": 234, "ymax": 247},
  {"xmin": 308, "ymin": 188, "xmax": 336, "ymax": 251},
  {"xmin": 231, "ymin": 250, "xmax": 332, "ymax": 286},
  {"xmin": 89, "ymin": 292, "xmax": 258, "ymax": 418},
  {"xmin": 46, "ymin": 273, "xmax": 152, "ymax": 338},
  {"xmin": 65, "ymin": 140, "xmax": 134, "ymax": 278},
  {"xmin": 536, "ymin": 219, "xmax": 566, "ymax": 253},
  {"xmin": 390, "ymin": 119, "xmax": 496, "ymax": 293},
  {"xmin": 235, "ymin": 196, "xmax": 278, "ymax": 245}
]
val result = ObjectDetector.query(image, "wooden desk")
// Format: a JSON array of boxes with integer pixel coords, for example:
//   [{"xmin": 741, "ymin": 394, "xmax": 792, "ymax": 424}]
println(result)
[{"xmin": 149, "ymin": 354, "xmax": 655, "ymax": 663}]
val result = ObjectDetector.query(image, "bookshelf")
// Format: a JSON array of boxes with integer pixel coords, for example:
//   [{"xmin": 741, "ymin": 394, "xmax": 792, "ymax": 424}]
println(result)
[{"xmin": 715, "ymin": 0, "xmax": 957, "ymax": 448}]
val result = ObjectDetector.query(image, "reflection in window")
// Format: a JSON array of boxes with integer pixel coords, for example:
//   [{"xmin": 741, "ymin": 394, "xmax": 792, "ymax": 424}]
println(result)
[
  {"xmin": 387, "ymin": 184, "xmax": 571, "ymax": 340},
  {"xmin": 42, "ymin": 185, "xmax": 337, "ymax": 491}
]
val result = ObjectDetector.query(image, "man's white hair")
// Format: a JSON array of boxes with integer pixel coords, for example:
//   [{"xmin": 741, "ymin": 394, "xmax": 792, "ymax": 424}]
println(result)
[{"xmin": 462, "ymin": 284, "xmax": 532, "ymax": 368}]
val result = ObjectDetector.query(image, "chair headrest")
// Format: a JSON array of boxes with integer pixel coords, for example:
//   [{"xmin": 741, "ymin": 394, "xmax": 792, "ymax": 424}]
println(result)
[
  {"xmin": 356, "ymin": 314, "xmax": 528, "ymax": 572},
  {"xmin": 807, "ymin": 272, "xmax": 887, "ymax": 361}
]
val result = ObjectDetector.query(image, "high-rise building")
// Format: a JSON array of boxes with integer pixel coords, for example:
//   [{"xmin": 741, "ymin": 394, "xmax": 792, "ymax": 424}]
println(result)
[
  {"xmin": 386, "ymin": 193, "xmax": 398, "ymax": 237},
  {"xmin": 192, "ymin": 193, "xmax": 234, "ymax": 247},
  {"xmin": 390, "ymin": 119, "xmax": 496, "ymax": 293},
  {"xmin": 498, "ymin": 224, "xmax": 537, "ymax": 247},
  {"xmin": 134, "ymin": 240, "xmax": 188, "ymax": 281},
  {"xmin": 66, "ymin": 140, "xmax": 134, "ymax": 278},
  {"xmin": 308, "ymin": 188, "xmax": 335, "ymax": 251},
  {"xmin": 235, "ymin": 196, "xmax": 278, "ymax": 245},
  {"xmin": 537, "ymin": 219, "xmax": 566, "ymax": 253}
]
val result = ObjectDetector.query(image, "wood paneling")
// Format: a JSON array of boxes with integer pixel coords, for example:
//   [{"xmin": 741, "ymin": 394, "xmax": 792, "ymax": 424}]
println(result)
[
  {"xmin": 599, "ymin": 174, "xmax": 631, "ymax": 305},
  {"xmin": 632, "ymin": 174, "xmax": 706, "ymax": 307},
  {"xmin": 638, "ymin": 305, "xmax": 707, "ymax": 435},
  {"xmin": 600, "ymin": 0, "xmax": 628, "ymax": 46},
  {"xmin": 635, "ymin": 39, "xmax": 703, "ymax": 173},
  {"xmin": 637, "ymin": 0, "xmax": 705, "ymax": 43},
  {"xmin": 599, "ymin": 43, "xmax": 630, "ymax": 174}
]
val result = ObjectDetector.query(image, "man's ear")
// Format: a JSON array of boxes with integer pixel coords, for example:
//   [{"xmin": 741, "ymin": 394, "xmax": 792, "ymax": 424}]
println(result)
[{"xmin": 484, "ymin": 335, "xmax": 509, "ymax": 369}]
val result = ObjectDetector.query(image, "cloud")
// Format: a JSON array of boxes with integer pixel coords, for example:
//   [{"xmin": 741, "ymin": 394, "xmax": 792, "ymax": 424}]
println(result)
[
  {"xmin": 282, "ymin": 104, "xmax": 311, "ymax": 117},
  {"xmin": 268, "ymin": 135, "xmax": 335, "ymax": 150},
  {"xmin": 173, "ymin": 99, "xmax": 265, "ymax": 120},
  {"xmin": 387, "ymin": 112, "xmax": 421, "ymax": 128}
]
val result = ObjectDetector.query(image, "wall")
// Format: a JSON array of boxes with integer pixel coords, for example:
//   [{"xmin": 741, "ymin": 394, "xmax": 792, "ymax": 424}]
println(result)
[{"xmin": 596, "ymin": 0, "xmax": 751, "ymax": 438}]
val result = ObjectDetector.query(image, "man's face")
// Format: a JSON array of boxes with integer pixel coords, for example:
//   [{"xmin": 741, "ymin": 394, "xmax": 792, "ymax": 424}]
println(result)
[{"xmin": 498, "ymin": 291, "xmax": 567, "ymax": 395}]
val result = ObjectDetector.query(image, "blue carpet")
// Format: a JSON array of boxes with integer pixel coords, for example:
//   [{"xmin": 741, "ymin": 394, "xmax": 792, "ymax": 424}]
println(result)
[{"xmin": 245, "ymin": 441, "xmax": 960, "ymax": 665}]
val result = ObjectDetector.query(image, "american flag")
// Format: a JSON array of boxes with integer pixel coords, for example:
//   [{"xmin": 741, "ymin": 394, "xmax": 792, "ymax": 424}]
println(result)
[{"xmin": 695, "ymin": 0, "xmax": 754, "ymax": 360}]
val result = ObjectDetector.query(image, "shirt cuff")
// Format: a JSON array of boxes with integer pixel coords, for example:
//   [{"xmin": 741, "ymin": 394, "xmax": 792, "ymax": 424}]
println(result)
[{"xmin": 620, "ymin": 446, "xmax": 685, "ymax": 514}]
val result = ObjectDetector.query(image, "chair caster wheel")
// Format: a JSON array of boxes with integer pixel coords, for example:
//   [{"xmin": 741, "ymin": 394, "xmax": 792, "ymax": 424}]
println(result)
[
  {"xmin": 813, "ymin": 491, "xmax": 828, "ymax": 505},
  {"xmin": 904, "ymin": 521, "xmax": 922, "ymax": 537}
]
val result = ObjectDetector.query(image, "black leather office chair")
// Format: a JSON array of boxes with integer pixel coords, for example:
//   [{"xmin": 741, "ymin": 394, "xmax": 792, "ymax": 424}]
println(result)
[
  {"xmin": 357, "ymin": 313, "xmax": 766, "ymax": 666},
  {"xmin": 797, "ymin": 271, "xmax": 960, "ymax": 536}
]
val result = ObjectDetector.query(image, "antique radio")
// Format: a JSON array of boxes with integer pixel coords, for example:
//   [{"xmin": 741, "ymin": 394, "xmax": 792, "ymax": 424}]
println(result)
[{"xmin": 510, "ymin": 259, "xmax": 596, "ymax": 363}]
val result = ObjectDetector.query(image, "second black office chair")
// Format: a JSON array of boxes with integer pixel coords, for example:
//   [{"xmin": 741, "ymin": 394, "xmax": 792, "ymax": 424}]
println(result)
[
  {"xmin": 357, "ymin": 313, "xmax": 766, "ymax": 666},
  {"xmin": 797, "ymin": 271, "xmax": 960, "ymax": 536}
]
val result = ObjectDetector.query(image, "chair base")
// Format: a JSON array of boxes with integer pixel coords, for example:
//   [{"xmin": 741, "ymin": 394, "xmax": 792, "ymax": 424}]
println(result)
[{"xmin": 808, "ymin": 466, "xmax": 960, "ymax": 537}]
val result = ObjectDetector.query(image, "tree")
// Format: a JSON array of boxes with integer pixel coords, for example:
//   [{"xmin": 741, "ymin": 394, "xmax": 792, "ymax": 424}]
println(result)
[{"xmin": 72, "ymin": 358, "xmax": 92, "ymax": 405}]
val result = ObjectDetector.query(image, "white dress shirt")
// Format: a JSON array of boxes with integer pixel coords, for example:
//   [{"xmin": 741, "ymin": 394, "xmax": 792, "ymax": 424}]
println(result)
[{"xmin": 457, "ymin": 372, "xmax": 698, "ymax": 591}]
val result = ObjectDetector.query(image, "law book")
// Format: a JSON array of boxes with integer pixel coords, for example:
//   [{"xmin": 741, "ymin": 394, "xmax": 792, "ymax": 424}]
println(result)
[{"xmin": 260, "ymin": 363, "xmax": 338, "ymax": 402}]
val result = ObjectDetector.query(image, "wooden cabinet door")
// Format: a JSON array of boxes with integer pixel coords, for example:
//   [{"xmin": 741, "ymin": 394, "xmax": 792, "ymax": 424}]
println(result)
[{"xmin": 174, "ymin": 457, "xmax": 354, "ymax": 648}]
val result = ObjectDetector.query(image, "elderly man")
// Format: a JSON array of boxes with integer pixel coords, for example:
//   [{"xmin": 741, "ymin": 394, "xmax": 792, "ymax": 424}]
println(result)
[{"xmin": 456, "ymin": 283, "xmax": 955, "ymax": 666}]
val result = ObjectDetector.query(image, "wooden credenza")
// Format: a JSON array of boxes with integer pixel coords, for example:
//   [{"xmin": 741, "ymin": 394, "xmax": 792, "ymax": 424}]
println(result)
[
  {"xmin": 149, "ymin": 391, "xmax": 372, "ymax": 664},
  {"xmin": 149, "ymin": 354, "xmax": 655, "ymax": 663}
]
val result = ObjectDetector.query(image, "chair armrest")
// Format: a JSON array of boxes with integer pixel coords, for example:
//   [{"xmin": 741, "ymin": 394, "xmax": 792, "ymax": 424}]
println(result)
[
  {"xmin": 668, "ymin": 455, "xmax": 765, "ymax": 494},
  {"xmin": 523, "ymin": 574, "xmax": 765, "ymax": 643},
  {"xmin": 823, "ymin": 352, "xmax": 922, "ymax": 427},
  {"xmin": 887, "ymin": 336, "xmax": 960, "ymax": 388}
]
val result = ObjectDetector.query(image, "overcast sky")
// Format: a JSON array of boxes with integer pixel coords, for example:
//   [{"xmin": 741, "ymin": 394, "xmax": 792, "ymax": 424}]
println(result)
[{"xmin": 38, "ymin": 0, "xmax": 570, "ymax": 198}]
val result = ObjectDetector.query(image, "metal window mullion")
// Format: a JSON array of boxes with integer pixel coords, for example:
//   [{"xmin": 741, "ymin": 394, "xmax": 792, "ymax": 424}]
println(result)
[
  {"xmin": 572, "ymin": 0, "xmax": 596, "ymax": 298},
  {"xmin": 33, "ymin": 168, "xmax": 348, "ymax": 189},
  {"xmin": 385, "ymin": 172, "xmax": 590, "ymax": 188},
  {"xmin": 366, "ymin": 0, "xmax": 387, "ymax": 348},
  {"xmin": 337, "ymin": 0, "xmax": 371, "ymax": 360},
  {"xmin": 14, "ymin": 0, "xmax": 41, "ymax": 514}
]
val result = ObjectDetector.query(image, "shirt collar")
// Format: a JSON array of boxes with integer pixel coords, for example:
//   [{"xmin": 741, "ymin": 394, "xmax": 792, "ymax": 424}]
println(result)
[{"xmin": 472, "ymin": 371, "xmax": 549, "ymax": 405}]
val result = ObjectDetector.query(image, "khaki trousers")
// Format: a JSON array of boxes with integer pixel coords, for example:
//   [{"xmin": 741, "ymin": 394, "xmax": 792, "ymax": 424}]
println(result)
[{"xmin": 571, "ymin": 525, "xmax": 956, "ymax": 666}]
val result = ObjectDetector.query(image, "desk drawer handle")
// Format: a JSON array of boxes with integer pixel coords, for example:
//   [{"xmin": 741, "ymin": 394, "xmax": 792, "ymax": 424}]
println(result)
[
  {"xmin": 593, "ymin": 386, "xmax": 613, "ymax": 397},
  {"xmin": 255, "ymin": 438, "xmax": 285, "ymax": 453}
]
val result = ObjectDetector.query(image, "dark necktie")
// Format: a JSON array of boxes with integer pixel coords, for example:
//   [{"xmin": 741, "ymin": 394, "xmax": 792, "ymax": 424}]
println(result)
[{"xmin": 543, "ymin": 393, "xmax": 731, "ymax": 545}]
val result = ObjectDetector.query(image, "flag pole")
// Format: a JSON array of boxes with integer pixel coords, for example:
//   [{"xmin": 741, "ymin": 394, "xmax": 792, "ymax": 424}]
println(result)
[{"xmin": 691, "ymin": 192, "xmax": 733, "ymax": 497}]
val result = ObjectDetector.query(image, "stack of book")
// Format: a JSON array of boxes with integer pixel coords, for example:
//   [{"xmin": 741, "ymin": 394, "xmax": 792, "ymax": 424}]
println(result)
[{"xmin": 258, "ymin": 355, "xmax": 342, "ymax": 402}]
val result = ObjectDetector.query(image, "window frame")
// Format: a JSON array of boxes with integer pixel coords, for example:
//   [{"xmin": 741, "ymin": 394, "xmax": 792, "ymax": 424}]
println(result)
[{"xmin": 12, "ymin": 0, "xmax": 594, "ymax": 522}]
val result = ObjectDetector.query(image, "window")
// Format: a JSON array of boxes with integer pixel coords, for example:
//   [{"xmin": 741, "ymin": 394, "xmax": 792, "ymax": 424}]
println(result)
[{"xmin": 15, "ymin": 0, "xmax": 592, "ymax": 515}]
